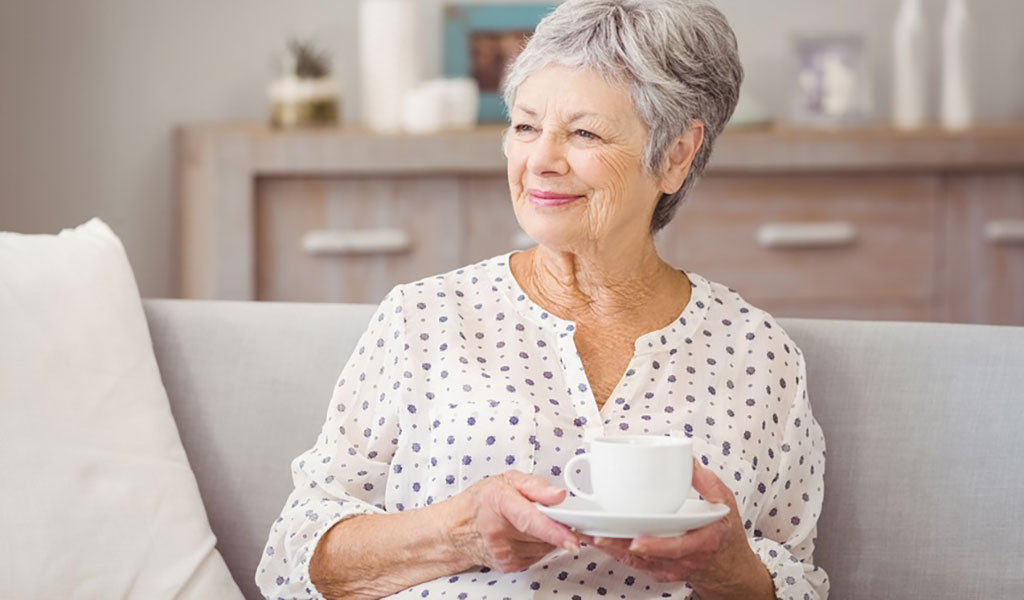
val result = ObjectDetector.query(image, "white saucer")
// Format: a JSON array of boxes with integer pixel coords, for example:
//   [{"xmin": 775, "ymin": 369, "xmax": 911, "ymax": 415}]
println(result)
[{"xmin": 535, "ymin": 496, "xmax": 730, "ymax": 538}]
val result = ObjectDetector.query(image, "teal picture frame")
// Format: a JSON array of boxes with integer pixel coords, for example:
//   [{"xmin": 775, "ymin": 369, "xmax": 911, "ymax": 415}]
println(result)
[{"xmin": 443, "ymin": 3, "xmax": 556, "ymax": 123}]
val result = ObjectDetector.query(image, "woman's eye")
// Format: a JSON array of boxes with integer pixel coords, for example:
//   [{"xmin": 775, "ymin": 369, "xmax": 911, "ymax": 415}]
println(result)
[
  {"xmin": 513, "ymin": 124, "xmax": 536, "ymax": 134},
  {"xmin": 573, "ymin": 129, "xmax": 598, "ymax": 140}
]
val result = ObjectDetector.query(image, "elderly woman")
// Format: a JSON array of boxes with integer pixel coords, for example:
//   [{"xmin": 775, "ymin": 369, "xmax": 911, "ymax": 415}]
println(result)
[{"xmin": 257, "ymin": 1, "xmax": 828, "ymax": 598}]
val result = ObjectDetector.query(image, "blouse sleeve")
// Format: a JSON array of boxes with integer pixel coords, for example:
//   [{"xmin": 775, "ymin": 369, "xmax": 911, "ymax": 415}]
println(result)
[
  {"xmin": 748, "ymin": 351, "xmax": 831, "ymax": 600},
  {"xmin": 255, "ymin": 286, "xmax": 407, "ymax": 599}
]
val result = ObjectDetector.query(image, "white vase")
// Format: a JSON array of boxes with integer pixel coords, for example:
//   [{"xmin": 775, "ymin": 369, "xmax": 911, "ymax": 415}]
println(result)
[
  {"xmin": 940, "ymin": 0, "xmax": 973, "ymax": 130},
  {"xmin": 359, "ymin": 0, "xmax": 419, "ymax": 133},
  {"xmin": 892, "ymin": 0, "xmax": 927, "ymax": 130}
]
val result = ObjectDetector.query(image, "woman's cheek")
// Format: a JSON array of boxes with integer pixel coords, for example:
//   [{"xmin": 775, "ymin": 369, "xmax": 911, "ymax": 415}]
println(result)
[
  {"xmin": 508, "ymin": 178, "xmax": 525, "ymax": 203},
  {"xmin": 594, "ymin": 148, "xmax": 643, "ymax": 195},
  {"xmin": 583, "ymin": 151, "xmax": 641, "ymax": 219},
  {"xmin": 506, "ymin": 144, "xmax": 528, "ymax": 188}
]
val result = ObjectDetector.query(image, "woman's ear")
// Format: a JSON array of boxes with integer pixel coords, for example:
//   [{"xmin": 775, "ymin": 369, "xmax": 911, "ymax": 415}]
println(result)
[{"xmin": 658, "ymin": 119, "xmax": 705, "ymax": 195}]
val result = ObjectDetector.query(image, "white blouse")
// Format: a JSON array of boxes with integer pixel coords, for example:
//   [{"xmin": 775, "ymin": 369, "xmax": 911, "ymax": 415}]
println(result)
[{"xmin": 256, "ymin": 252, "xmax": 829, "ymax": 599}]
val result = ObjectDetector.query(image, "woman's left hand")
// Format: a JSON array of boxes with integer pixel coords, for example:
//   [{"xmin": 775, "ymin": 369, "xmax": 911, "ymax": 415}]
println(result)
[{"xmin": 578, "ymin": 459, "xmax": 773, "ymax": 599}]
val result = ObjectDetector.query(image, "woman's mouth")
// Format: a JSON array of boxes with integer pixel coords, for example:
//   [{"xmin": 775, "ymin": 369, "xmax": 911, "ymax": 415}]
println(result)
[{"xmin": 528, "ymin": 190, "xmax": 583, "ymax": 207}]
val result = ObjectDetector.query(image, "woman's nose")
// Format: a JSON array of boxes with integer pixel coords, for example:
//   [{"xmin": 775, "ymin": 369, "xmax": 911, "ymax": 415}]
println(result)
[{"xmin": 526, "ymin": 132, "xmax": 569, "ymax": 176}]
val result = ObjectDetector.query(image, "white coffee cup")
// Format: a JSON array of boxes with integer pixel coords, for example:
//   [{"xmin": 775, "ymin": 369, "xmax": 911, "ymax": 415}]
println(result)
[{"xmin": 564, "ymin": 435, "xmax": 693, "ymax": 514}]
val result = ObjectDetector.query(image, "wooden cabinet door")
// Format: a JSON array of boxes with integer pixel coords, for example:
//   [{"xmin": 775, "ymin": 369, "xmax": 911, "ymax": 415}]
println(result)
[
  {"xmin": 655, "ymin": 174, "xmax": 941, "ymax": 321},
  {"xmin": 256, "ymin": 177, "xmax": 463, "ymax": 303},
  {"xmin": 941, "ymin": 173, "xmax": 1024, "ymax": 325}
]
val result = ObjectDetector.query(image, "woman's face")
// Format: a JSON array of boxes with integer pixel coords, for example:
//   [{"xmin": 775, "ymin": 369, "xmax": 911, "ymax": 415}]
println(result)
[{"xmin": 506, "ymin": 64, "xmax": 669, "ymax": 252}]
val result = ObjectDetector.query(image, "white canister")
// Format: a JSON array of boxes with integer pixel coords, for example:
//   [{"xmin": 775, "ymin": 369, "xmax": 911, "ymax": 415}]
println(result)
[
  {"xmin": 359, "ymin": 0, "xmax": 419, "ymax": 133},
  {"xmin": 402, "ymin": 81, "xmax": 448, "ymax": 134},
  {"xmin": 891, "ymin": 0, "xmax": 927, "ymax": 130},
  {"xmin": 401, "ymin": 78, "xmax": 480, "ymax": 134},
  {"xmin": 442, "ymin": 77, "xmax": 480, "ymax": 130}
]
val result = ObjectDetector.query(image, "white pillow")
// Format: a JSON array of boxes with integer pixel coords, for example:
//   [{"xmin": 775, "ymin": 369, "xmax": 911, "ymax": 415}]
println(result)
[{"xmin": 0, "ymin": 219, "xmax": 242, "ymax": 598}]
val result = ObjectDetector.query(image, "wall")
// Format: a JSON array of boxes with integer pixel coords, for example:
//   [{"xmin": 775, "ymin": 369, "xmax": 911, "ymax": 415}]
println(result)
[{"xmin": 1, "ymin": 0, "xmax": 1021, "ymax": 297}]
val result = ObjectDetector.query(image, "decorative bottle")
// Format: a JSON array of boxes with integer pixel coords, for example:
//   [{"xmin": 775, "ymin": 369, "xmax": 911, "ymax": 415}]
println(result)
[
  {"xmin": 940, "ymin": 0, "xmax": 973, "ymax": 130},
  {"xmin": 892, "ymin": 0, "xmax": 927, "ymax": 130}
]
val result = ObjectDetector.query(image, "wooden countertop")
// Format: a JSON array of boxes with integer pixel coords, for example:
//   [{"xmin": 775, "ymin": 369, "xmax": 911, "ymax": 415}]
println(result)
[{"xmin": 177, "ymin": 122, "xmax": 1024, "ymax": 175}]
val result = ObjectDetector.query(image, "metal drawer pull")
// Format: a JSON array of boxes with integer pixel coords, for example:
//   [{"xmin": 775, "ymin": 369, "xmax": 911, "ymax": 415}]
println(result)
[
  {"xmin": 757, "ymin": 222, "xmax": 857, "ymax": 249},
  {"xmin": 984, "ymin": 219, "xmax": 1024, "ymax": 245},
  {"xmin": 301, "ymin": 228, "xmax": 412, "ymax": 256},
  {"xmin": 513, "ymin": 230, "xmax": 535, "ymax": 250}
]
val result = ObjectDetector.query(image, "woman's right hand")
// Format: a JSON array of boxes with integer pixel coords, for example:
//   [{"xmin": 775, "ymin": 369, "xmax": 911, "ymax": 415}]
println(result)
[{"xmin": 444, "ymin": 470, "xmax": 580, "ymax": 573}]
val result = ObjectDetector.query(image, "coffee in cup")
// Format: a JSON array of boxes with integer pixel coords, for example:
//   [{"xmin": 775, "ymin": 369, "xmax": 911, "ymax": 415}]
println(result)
[{"xmin": 563, "ymin": 435, "xmax": 692, "ymax": 514}]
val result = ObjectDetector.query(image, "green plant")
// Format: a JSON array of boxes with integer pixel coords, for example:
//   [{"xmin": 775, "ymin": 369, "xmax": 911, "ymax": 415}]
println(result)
[{"xmin": 287, "ymin": 38, "xmax": 331, "ymax": 79}]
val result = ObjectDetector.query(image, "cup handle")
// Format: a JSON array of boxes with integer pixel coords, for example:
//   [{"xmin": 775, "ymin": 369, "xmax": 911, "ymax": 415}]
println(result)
[{"xmin": 563, "ymin": 454, "xmax": 597, "ymax": 502}]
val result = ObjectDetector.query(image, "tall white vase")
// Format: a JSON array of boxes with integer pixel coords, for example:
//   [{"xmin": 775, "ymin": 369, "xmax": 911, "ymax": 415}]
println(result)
[
  {"xmin": 940, "ymin": 0, "xmax": 973, "ymax": 131},
  {"xmin": 359, "ymin": 0, "xmax": 419, "ymax": 133},
  {"xmin": 892, "ymin": 0, "xmax": 927, "ymax": 130}
]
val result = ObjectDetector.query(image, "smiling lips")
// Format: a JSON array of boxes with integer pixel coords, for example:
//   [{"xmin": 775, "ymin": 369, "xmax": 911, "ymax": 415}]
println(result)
[{"xmin": 528, "ymin": 189, "xmax": 583, "ymax": 207}]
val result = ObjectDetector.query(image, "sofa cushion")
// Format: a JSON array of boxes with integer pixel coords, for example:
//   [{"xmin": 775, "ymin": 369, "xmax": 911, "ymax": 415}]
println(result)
[
  {"xmin": 783, "ymin": 318, "xmax": 1024, "ymax": 599},
  {"xmin": 144, "ymin": 298, "xmax": 376, "ymax": 599},
  {"xmin": 0, "ymin": 219, "xmax": 242, "ymax": 598}
]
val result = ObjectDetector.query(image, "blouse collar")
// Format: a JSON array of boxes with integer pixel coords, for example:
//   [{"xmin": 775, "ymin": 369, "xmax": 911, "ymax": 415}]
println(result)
[{"xmin": 485, "ymin": 250, "xmax": 711, "ymax": 356}]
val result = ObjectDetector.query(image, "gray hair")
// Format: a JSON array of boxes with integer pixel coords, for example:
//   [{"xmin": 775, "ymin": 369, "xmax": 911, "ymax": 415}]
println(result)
[{"xmin": 501, "ymin": 0, "xmax": 743, "ymax": 234}]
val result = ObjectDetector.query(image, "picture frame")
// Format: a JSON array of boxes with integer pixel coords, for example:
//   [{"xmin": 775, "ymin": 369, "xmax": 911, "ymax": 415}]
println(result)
[
  {"xmin": 443, "ymin": 3, "xmax": 556, "ymax": 123},
  {"xmin": 789, "ymin": 34, "xmax": 874, "ymax": 127}
]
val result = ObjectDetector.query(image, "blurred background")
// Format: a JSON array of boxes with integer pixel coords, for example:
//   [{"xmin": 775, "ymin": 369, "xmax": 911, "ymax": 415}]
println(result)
[{"xmin": 1, "ymin": 0, "xmax": 1022, "ymax": 324}]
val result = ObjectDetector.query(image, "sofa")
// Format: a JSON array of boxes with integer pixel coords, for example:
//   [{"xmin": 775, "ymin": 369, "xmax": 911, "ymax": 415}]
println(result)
[{"xmin": 145, "ymin": 298, "xmax": 1024, "ymax": 599}]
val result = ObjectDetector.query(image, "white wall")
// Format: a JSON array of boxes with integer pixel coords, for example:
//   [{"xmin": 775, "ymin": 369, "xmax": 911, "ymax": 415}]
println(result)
[{"xmin": 1, "ymin": 0, "xmax": 1021, "ymax": 297}]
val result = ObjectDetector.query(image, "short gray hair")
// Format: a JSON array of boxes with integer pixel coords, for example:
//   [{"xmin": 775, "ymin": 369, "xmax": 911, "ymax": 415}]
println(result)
[{"xmin": 501, "ymin": 0, "xmax": 743, "ymax": 234}]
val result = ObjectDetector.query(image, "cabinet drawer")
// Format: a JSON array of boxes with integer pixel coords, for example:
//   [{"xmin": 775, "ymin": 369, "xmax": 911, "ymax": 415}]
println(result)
[
  {"xmin": 256, "ymin": 177, "xmax": 462, "ymax": 303},
  {"xmin": 657, "ymin": 175, "xmax": 940, "ymax": 304}
]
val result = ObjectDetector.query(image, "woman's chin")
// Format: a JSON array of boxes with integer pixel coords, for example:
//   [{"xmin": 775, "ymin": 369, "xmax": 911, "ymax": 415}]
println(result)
[
  {"xmin": 513, "ymin": 202, "xmax": 589, "ymax": 248},
  {"xmin": 518, "ymin": 228, "xmax": 582, "ymax": 252}
]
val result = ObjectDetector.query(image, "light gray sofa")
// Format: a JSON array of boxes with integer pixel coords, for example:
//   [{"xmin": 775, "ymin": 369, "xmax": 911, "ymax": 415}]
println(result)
[{"xmin": 143, "ymin": 299, "xmax": 1024, "ymax": 599}]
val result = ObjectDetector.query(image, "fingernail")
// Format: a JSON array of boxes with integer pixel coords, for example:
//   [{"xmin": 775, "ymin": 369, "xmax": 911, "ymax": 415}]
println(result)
[
  {"xmin": 628, "ymin": 540, "xmax": 643, "ymax": 553},
  {"xmin": 593, "ymin": 537, "xmax": 608, "ymax": 546},
  {"xmin": 563, "ymin": 540, "xmax": 580, "ymax": 554}
]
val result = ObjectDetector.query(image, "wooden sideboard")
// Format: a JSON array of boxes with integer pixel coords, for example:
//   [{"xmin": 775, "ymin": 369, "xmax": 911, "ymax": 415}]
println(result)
[{"xmin": 176, "ymin": 122, "xmax": 1024, "ymax": 325}]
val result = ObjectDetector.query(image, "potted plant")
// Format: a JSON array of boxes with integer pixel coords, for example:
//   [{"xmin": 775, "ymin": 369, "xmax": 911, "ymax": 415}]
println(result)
[{"xmin": 268, "ymin": 39, "xmax": 341, "ymax": 128}]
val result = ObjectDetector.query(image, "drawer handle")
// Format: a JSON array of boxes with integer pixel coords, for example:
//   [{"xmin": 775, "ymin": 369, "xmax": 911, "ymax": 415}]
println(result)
[
  {"xmin": 984, "ymin": 219, "xmax": 1024, "ymax": 245},
  {"xmin": 513, "ymin": 230, "xmax": 535, "ymax": 250},
  {"xmin": 757, "ymin": 222, "xmax": 857, "ymax": 249},
  {"xmin": 301, "ymin": 229, "xmax": 412, "ymax": 256}
]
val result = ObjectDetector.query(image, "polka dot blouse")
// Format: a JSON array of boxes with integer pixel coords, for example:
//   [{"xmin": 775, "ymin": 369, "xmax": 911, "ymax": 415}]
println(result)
[{"xmin": 256, "ymin": 252, "xmax": 829, "ymax": 599}]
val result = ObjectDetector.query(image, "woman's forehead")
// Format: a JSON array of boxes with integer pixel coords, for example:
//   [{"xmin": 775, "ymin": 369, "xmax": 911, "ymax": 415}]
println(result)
[{"xmin": 513, "ymin": 65, "xmax": 635, "ymax": 123}]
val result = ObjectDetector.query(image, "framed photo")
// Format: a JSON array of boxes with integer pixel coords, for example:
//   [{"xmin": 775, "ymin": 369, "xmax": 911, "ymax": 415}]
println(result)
[
  {"xmin": 443, "ymin": 3, "xmax": 556, "ymax": 123},
  {"xmin": 789, "ymin": 34, "xmax": 874, "ymax": 127}
]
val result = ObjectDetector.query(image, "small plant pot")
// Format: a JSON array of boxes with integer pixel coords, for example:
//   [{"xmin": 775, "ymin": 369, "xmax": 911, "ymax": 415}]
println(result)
[{"xmin": 268, "ymin": 76, "xmax": 341, "ymax": 128}]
